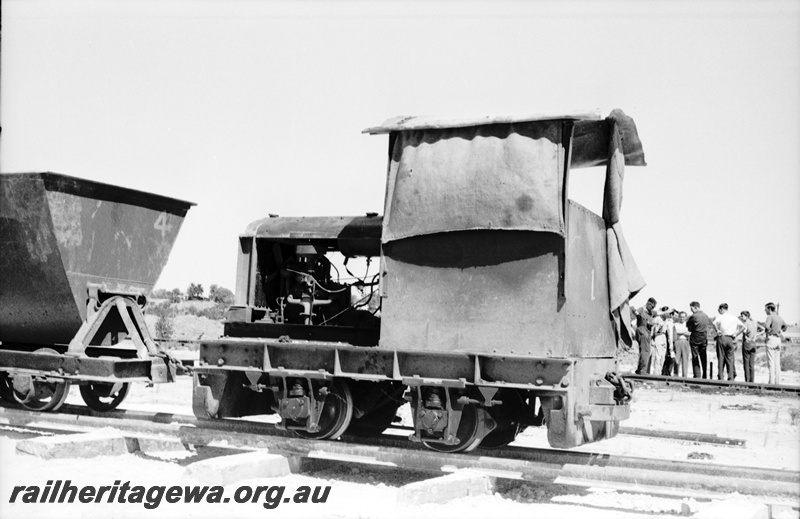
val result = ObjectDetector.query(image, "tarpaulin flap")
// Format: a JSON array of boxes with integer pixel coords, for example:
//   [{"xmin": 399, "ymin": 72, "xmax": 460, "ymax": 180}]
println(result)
[
  {"xmin": 572, "ymin": 109, "xmax": 647, "ymax": 169},
  {"xmin": 602, "ymin": 110, "xmax": 647, "ymax": 347},
  {"xmin": 382, "ymin": 121, "xmax": 567, "ymax": 243}
]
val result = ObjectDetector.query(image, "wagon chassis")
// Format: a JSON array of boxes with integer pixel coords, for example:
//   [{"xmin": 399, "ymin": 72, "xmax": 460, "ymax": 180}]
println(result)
[{"xmin": 0, "ymin": 290, "xmax": 179, "ymax": 412}]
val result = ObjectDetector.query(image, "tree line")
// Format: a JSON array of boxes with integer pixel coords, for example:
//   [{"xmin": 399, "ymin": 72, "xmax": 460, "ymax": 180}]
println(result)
[{"xmin": 151, "ymin": 284, "xmax": 234, "ymax": 305}]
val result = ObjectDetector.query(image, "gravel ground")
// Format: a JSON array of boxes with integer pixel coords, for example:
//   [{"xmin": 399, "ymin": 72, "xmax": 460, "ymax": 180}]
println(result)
[
  {"xmin": 1, "ymin": 373, "xmax": 798, "ymax": 519},
  {"xmin": 3, "ymin": 314, "xmax": 798, "ymax": 518}
]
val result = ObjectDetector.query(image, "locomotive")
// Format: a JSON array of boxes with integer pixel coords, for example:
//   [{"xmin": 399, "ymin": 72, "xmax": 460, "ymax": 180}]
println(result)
[{"xmin": 193, "ymin": 109, "xmax": 646, "ymax": 451}]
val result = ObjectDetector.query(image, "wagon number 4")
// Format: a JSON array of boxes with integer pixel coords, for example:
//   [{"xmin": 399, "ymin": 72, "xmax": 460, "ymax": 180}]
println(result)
[{"xmin": 154, "ymin": 212, "xmax": 173, "ymax": 238}]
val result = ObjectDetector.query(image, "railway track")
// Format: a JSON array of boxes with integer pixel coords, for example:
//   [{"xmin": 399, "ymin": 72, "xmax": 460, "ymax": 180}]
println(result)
[
  {"xmin": 1, "ymin": 403, "xmax": 797, "ymax": 501},
  {"xmin": 623, "ymin": 373, "xmax": 800, "ymax": 393}
]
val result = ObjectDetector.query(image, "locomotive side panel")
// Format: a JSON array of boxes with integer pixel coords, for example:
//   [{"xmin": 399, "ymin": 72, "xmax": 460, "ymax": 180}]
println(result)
[
  {"xmin": 380, "ymin": 230, "xmax": 566, "ymax": 356},
  {"xmin": 563, "ymin": 201, "xmax": 616, "ymax": 358}
]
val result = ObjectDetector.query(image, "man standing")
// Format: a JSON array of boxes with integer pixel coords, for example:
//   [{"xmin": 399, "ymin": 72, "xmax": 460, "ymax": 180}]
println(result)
[
  {"xmin": 739, "ymin": 310, "xmax": 760, "ymax": 383},
  {"xmin": 673, "ymin": 310, "xmax": 691, "ymax": 378},
  {"xmin": 656, "ymin": 306, "xmax": 675, "ymax": 375},
  {"xmin": 712, "ymin": 303, "xmax": 745, "ymax": 380},
  {"xmin": 764, "ymin": 302, "xmax": 787, "ymax": 384},
  {"xmin": 686, "ymin": 301, "xmax": 712, "ymax": 378},
  {"xmin": 634, "ymin": 297, "xmax": 657, "ymax": 375}
]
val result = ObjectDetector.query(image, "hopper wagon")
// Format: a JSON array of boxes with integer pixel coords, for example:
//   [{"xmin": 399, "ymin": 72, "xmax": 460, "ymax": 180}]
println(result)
[
  {"xmin": 0, "ymin": 172, "xmax": 193, "ymax": 412},
  {"xmin": 193, "ymin": 109, "xmax": 646, "ymax": 450}
]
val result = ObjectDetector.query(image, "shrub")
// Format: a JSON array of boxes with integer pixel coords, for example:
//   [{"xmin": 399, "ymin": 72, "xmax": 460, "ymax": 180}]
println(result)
[
  {"xmin": 155, "ymin": 315, "xmax": 174, "ymax": 340},
  {"xmin": 151, "ymin": 288, "xmax": 170, "ymax": 300},
  {"xmin": 780, "ymin": 346, "xmax": 800, "ymax": 372},
  {"xmin": 168, "ymin": 288, "xmax": 183, "ymax": 303},
  {"xmin": 146, "ymin": 300, "xmax": 174, "ymax": 318},
  {"xmin": 209, "ymin": 284, "xmax": 235, "ymax": 305},
  {"xmin": 198, "ymin": 303, "xmax": 227, "ymax": 320}
]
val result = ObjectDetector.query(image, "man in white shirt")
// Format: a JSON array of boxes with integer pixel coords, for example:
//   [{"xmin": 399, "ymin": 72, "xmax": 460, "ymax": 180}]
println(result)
[
  {"xmin": 712, "ymin": 303, "xmax": 745, "ymax": 381},
  {"xmin": 673, "ymin": 310, "xmax": 691, "ymax": 378},
  {"xmin": 650, "ymin": 311, "xmax": 668, "ymax": 375},
  {"xmin": 764, "ymin": 302, "xmax": 787, "ymax": 384}
]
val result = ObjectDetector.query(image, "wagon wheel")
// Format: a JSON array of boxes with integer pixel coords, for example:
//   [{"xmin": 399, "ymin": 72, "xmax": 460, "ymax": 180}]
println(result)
[
  {"xmin": 422, "ymin": 398, "xmax": 483, "ymax": 453},
  {"xmin": 12, "ymin": 348, "xmax": 71, "ymax": 412},
  {"xmin": 295, "ymin": 378, "xmax": 354, "ymax": 441},
  {"xmin": 0, "ymin": 372, "xmax": 15, "ymax": 403},
  {"xmin": 480, "ymin": 389, "xmax": 526, "ymax": 449},
  {"xmin": 80, "ymin": 382, "xmax": 130, "ymax": 412}
]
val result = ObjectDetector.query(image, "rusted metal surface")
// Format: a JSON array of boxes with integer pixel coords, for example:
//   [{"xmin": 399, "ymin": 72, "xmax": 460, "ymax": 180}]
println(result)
[
  {"xmin": 362, "ymin": 110, "xmax": 601, "ymax": 134},
  {"xmin": 195, "ymin": 338, "xmax": 574, "ymax": 390},
  {"xmin": 223, "ymin": 321, "xmax": 380, "ymax": 347},
  {"xmin": 375, "ymin": 117, "xmax": 615, "ymax": 359},
  {"xmin": 0, "ymin": 349, "xmax": 153, "ymax": 381},
  {"xmin": 0, "ymin": 172, "xmax": 194, "ymax": 345},
  {"xmin": 380, "ymin": 240, "xmax": 564, "ymax": 356},
  {"xmin": 364, "ymin": 110, "xmax": 646, "ymax": 169},
  {"xmin": 243, "ymin": 215, "xmax": 382, "ymax": 257},
  {"xmin": 374, "ymin": 110, "xmax": 645, "ymax": 359},
  {"xmin": 563, "ymin": 202, "xmax": 615, "ymax": 358}
]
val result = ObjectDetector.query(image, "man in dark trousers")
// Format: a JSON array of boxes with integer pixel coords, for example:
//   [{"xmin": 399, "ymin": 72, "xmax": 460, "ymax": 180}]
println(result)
[
  {"xmin": 712, "ymin": 303, "xmax": 745, "ymax": 381},
  {"xmin": 739, "ymin": 310, "xmax": 761, "ymax": 383},
  {"xmin": 686, "ymin": 301, "xmax": 712, "ymax": 378},
  {"xmin": 634, "ymin": 297, "xmax": 657, "ymax": 374}
]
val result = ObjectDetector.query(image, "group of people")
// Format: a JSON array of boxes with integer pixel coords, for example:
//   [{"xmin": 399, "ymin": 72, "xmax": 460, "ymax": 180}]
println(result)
[{"xmin": 633, "ymin": 299, "xmax": 788, "ymax": 384}]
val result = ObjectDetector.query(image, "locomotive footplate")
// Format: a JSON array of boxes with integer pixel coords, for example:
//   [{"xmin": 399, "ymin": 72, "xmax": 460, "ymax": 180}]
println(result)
[
  {"xmin": 193, "ymin": 337, "xmax": 631, "ymax": 449},
  {"xmin": 194, "ymin": 338, "xmax": 575, "ymax": 389}
]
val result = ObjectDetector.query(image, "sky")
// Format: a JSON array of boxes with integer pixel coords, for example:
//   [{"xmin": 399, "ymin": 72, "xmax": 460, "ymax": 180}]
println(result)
[{"xmin": 2, "ymin": 0, "xmax": 799, "ymax": 324}]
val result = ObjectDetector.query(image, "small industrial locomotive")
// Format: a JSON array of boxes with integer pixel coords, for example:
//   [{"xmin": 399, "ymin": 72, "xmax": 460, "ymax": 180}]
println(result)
[{"xmin": 193, "ymin": 109, "xmax": 646, "ymax": 451}]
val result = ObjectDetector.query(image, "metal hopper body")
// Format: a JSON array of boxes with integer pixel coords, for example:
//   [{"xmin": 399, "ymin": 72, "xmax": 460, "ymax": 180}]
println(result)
[
  {"xmin": 1, "ymin": 172, "xmax": 193, "ymax": 345},
  {"xmin": 0, "ymin": 172, "xmax": 194, "ymax": 411}
]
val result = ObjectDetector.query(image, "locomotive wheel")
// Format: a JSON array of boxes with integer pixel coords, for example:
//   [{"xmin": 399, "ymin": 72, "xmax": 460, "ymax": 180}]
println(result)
[
  {"xmin": 480, "ymin": 389, "xmax": 525, "ymax": 449},
  {"xmin": 295, "ymin": 379, "xmax": 354, "ymax": 441},
  {"xmin": 0, "ymin": 372, "xmax": 14, "ymax": 403},
  {"xmin": 422, "ymin": 401, "xmax": 482, "ymax": 453},
  {"xmin": 12, "ymin": 349, "xmax": 71, "ymax": 412},
  {"xmin": 80, "ymin": 382, "xmax": 130, "ymax": 412}
]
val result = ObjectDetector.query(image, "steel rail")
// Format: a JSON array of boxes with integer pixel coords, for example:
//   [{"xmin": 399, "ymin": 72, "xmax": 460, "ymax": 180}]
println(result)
[
  {"xmin": 0, "ymin": 404, "xmax": 797, "ymax": 499},
  {"xmin": 622, "ymin": 373, "xmax": 800, "ymax": 393},
  {"xmin": 385, "ymin": 423, "xmax": 748, "ymax": 447}
]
